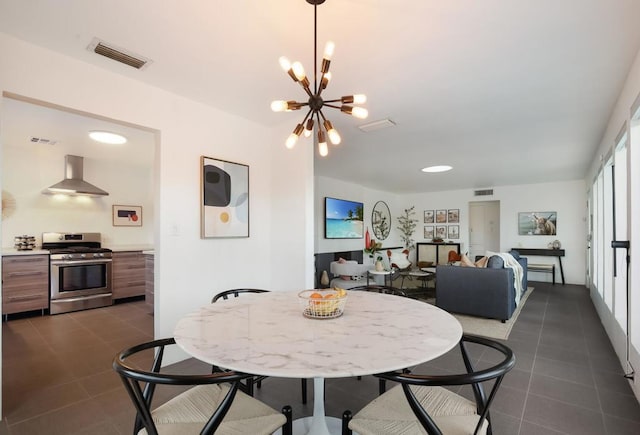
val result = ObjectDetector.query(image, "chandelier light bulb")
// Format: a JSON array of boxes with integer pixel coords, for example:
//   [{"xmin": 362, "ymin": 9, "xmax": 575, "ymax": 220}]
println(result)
[
  {"xmin": 321, "ymin": 72, "xmax": 332, "ymax": 89},
  {"xmin": 328, "ymin": 128, "xmax": 341, "ymax": 145},
  {"xmin": 318, "ymin": 130, "xmax": 328, "ymax": 156},
  {"xmin": 324, "ymin": 41, "xmax": 335, "ymax": 60},
  {"xmin": 292, "ymin": 62, "xmax": 306, "ymax": 81},
  {"xmin": 279, "ymin": 56, "xmax": 291, "ymax": 72},
  {"xmin": 271, "ymin": 100, "xmax": 288, "ymax": 112},
  {"xmin": 353, "ymin": 94, "xmax": 367, "ymax": 104},
  {"xmin": 285, "ymin": 133, "xmax": 299, "ymax": 149},
  {"xmin": 285, "ymin": 124, "xmax": 304, "ymax": 149},
  {"xmin": 323, "ymin": 120, "xmax": 341, "ymax": 145},
  {"xmin": 319, "ymin": 141, "xmax": 328, "ymax": 156},
  {"xmin": 351, "ymin": 107, "xmax": 369, "ymax": 119},
  {"xmin": 304, "ymin": 118, "xmax": 314, "ymax": 137}
]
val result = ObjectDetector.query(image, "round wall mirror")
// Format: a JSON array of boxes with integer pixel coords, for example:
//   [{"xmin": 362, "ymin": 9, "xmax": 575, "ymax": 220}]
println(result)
[{"xmin": 372, "ymin": 201, "xmax": 391, "ymax": 240}]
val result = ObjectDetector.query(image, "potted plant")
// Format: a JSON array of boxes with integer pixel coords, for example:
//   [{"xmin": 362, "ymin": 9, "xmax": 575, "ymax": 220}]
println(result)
[{"xmin": 397, "ymin": 206, "xmax": 418, "ymax": 250}]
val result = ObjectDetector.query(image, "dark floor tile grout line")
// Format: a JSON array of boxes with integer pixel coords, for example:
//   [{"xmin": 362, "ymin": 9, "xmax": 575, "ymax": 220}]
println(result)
[{"xmin": 515, "ymin": 287, "xmax": 548, "ymax": 435}]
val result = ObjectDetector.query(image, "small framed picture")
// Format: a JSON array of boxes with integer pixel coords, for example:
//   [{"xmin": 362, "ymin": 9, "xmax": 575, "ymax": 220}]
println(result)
[
  {"xmin": 436, "ymin": 209, "xmax": 447, "ymax": 223},
  {"xmin": 424, "ymin": 210, "xmax": 434, "ymax": 224},
  {"xmin": 113, "ymin": 205, "xmax": 142, "ymax": 227},
  {"xmin": 447, "ymin": 209, "xmax": 460, "ymax": 223},
  {"xmin": 424, "ymin": 225, "xmax": 434, "ymax": 239},
  {"xmin": 435, "ymin": 225, "xmax": 447, "ymax": 239},
  {"xmin": 448, "ymin": 225, "xmax": 460, "ymax": 239}
]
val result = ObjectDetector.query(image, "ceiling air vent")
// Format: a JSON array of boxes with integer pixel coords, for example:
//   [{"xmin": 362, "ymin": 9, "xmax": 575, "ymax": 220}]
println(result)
[
  {"xmin": 87, "ymin": 38, "xmax": 152, "ymax": 70},
  {"xmin": 29, "ymin": 136, "xmax": 58, "ymax": 145},
  {"xmin": 474, "ymin": 189, "xmax": 494, "ymax": 196}
]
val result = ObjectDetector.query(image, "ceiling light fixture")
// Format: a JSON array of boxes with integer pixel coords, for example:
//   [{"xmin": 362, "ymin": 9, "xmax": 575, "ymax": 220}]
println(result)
[
  {"xmin": 422, "ymin": 165, "xmax": 453, "ymax": 173},
  {"xmin": 88, "ymin": 131, "xmax": 127, "ymax": 145},
  {"xmin": 271, "ymin": 0, "xmax": 367, "ymax": 157}
]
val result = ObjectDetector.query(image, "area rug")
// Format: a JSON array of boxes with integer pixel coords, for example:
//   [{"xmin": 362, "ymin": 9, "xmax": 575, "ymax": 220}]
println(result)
[{"xmin": 412, "ymin": 286, "xmax": 534, "ymax": 340}]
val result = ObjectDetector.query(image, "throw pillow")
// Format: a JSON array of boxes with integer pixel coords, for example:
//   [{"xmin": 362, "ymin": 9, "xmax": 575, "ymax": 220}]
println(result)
[
  {"xmin": 460, "ymin": 254, "xmax": 476, "ymax": 267},
  {"xmin": 389, "ymin": 251, "xmax": 410, "ymax": 269},
  {"xmin": 487, "ymin": 255, "xmax": 504, "ymax": 268},
  {"xmin": 474, "ymin": 256, "xmax": 488, "ymax": 268},
  {"xmin": 338, "ymin": 257, "xmax": 351, "ymax": 279}
]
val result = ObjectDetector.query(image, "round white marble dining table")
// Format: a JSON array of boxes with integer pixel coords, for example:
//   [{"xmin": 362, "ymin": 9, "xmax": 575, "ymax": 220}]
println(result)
[{"xmin": 174, "ymin": 290, "xmax": 462, "ymax": 435}]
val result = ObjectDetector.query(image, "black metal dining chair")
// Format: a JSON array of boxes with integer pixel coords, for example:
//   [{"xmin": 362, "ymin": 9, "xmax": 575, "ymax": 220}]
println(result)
[
  {"xmin": 113, "ymin": 337, "xmax": 293, "ymax": 435},
  {"xmin": 342, "ymin": 334, "xmax": 515, "ymax": 435},
  {"xmin": 212, "ymin": 288, "xmax": 309, "ymax": 404}
]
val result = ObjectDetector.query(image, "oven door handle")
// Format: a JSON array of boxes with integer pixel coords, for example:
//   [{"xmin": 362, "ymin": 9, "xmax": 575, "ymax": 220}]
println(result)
[
  {"xmin": 51, "ymin": 293, "xmax": 112, "ymax": 303},
  {"xmin": 51, "ymin": 259, "xmax": 112, "ymax": 266}
]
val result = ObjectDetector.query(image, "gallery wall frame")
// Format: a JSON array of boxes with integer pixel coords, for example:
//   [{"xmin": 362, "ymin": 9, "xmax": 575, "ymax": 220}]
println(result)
[
  {"xmin": 201, "ymin": 156, "xmax": 249, "ymax": 238},
  {"xmin": 424, "ymin": 210, "xmax": 434, "ymax": 224},
  {"xmin": 113, "ymin": 205, "xmax": 142, "ymax": 227},
  {"xmin": 424, "ymin": 225, "xmax": 434, "ymax": 239},
  {"xmin": 447, "ymin": 209, "xmax": 460, "ymax": 223},
  {"xmin": 448, "ymin": 225, "xmax": 460, "ymax": 239},
  {"xmin": 435, "ymin": 225, "xmax": 447, "ymax": 239},
  {"xmin": 436, "ymin": 209, "xmax": 447, "ymax": 223}
]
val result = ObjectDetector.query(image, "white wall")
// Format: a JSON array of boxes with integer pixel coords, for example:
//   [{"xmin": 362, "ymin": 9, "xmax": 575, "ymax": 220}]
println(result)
[
  {"xmin": 316, "ymin": 176, "xmax": 587, "ymax": 285},
  {"xmin": 0, "ymin": 31, "xmax": 312, "ymax": 394},
  {"xmin": 1, "ymin": 145, "xmax": 154, "ymax": 248}
]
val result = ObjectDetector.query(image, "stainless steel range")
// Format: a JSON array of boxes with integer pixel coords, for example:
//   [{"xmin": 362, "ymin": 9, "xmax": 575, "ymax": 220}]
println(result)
[{"xmin": 42, "ymin": 232, "xmax": 113, "ymax": 314}]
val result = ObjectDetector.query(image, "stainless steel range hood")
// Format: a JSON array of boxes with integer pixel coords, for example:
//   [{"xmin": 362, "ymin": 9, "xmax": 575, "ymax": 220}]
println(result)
[{"xmin": 43, "ymin": 155, "xmax": 109, "ymax": 197}]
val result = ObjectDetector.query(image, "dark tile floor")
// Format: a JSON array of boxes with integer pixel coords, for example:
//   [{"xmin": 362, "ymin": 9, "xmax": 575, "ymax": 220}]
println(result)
[{"xmin": 2, "ymin": 282, "xmax": 639, "ymax": 434}]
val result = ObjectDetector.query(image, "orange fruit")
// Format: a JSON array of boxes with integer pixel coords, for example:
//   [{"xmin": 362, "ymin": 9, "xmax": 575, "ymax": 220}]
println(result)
[
  {"xmin": 310, "ymin": 292, "xmax": 323, "ymax": 299},
  {"xmin": 324, "ymin": 294, "xmax": 336, "ymax": 299}
]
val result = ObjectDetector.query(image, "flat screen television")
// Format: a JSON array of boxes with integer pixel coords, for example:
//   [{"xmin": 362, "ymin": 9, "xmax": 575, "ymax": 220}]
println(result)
[{"xmin": 325, "ymin": 197, "xmax": 364, "ymax": 239}]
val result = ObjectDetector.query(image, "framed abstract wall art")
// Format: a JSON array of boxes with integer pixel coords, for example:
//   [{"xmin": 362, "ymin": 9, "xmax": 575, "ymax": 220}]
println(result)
[
  {"xmin": 113, "ymin": 205, "xmax": 142, "ymax": 227},
  {"xmin": 201, "ymin": 156, "xmax": 249, "ymax": 238}
]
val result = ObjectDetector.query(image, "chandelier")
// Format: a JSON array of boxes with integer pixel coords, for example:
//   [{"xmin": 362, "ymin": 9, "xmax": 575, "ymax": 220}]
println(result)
[{"xmin": 271, "ymin": 0, "xmax": 368, "ymax": 157}]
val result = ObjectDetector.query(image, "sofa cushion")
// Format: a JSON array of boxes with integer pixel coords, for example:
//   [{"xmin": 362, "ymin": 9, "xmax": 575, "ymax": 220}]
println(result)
[
  {"xmin": 487, "ymin": 255, "xmax": 504, "ymax": 269},
  {"xmin": 509, "ymin": 250, "xmax": 521, "ymax": 260}
]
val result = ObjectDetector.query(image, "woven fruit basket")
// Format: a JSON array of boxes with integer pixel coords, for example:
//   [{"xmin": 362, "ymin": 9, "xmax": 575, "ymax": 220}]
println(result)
[{"xmin": 298, "ymin": 288, "xmax": 348, "ymax": 319}]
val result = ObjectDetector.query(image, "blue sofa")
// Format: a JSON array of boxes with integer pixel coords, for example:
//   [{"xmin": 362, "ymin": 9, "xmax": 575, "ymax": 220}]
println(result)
[{"xmin": 435, "ymin": 251, "xmax": 527, "ymax": 322}]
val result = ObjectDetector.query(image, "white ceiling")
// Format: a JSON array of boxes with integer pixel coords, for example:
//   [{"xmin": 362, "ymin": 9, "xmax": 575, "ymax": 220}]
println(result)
[{"xmin": 1, "ymin": 0, "xmax": 640, "ymax": 193}]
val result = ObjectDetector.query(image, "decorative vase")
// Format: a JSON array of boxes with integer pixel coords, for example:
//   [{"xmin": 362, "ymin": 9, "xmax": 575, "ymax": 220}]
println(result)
[
  {"xmin": 320, "ymin": 270, "xmax": 329, "ymax": 286},
  {"xmin": 375, "ymin": 260, "xmax": 384, "ymax": 272}
]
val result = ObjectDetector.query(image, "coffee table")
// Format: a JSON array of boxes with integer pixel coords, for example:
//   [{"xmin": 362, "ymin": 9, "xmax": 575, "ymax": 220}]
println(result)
[{"xmin": 174, "ymin": 290, "xmax": 462, "ymax": 435}]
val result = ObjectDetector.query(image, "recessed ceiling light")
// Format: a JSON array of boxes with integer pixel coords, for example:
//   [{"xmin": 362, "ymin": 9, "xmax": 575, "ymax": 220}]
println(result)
[
  {"xmin": 422, "ymin": 165, "xmax": 452, "ymax": 173},
  {"xmin": 89, "ymin": 131, "xmax": 127, "ymax": 145}
]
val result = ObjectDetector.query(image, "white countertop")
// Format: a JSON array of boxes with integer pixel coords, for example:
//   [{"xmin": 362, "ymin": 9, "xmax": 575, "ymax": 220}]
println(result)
[
  {"xmin": 174, "ymin": 290, "xmax": 462, "ymax": 379},
  {"xmin": 108, "ymin": 244, "xmax": 154, "ymax": 252},
  {"xmin": 2, "ymin": 248, "xmax": 50, "ymax": 256}
]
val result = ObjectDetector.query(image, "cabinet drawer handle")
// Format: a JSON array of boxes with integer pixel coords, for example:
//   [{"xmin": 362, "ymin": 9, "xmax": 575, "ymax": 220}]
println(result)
[
  {"xmin": 8, "ymin": 271, "xmax": 45, "ymax": 277},
  {"xmin": 8, "ymin": 257, "xmax": 46, "ymax": 263},
  {"xmin": 8, "ymin": 294, "xmax": 42, "ymax": 302}
]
